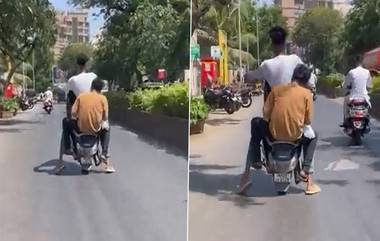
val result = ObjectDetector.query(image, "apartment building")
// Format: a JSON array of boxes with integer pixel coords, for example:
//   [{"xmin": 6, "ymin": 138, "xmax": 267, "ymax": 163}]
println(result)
[
  {"xmin": 275, "ymin": 0, "xmax": 352, "ymax": 29},
  {"xmin": 54, "ymin": 9, "xmax": 90, "ymax": 60}
]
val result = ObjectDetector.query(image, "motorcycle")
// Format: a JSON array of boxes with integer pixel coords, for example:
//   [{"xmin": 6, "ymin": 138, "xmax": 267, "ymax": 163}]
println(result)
[
  {"xmin": 204, "ymin": 87, "xmax": 239, "ymax": 114},
  {"xmin": 19, "ymin": 97, "xmax": 34, "ymax": 111},
  {"xmin": 59, "ymin": 131, "xmax": 102, "ymax": 174},
  {"xmin": 260, "ymin": 137, "xmax": 304, "ymax": 195},
  {"xmin": 236, "ymin": 88, "xmax": 253, "ymax": 108},
  {"xmin": 342, "ymin": 96, "xmax": 370, "ymax": 145},
  {"xmin": 43, "ymin": 100, "xmax": 53, "ymax": 114}
]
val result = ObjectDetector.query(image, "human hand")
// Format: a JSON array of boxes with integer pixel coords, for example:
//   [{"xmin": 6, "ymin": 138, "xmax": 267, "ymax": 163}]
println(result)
[
  {"xmin": 101, "ymin": 120, "xmax": 110, "ymax": 130},
  {"xmin": 303, "ymin": 125, "xmax": 315, "ymax": 139}
]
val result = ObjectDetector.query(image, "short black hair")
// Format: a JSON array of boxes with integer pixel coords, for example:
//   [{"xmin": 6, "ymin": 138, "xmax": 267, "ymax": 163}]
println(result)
[
  {"xmin": 354, "ymin": 54, "xmax": 362, "ymax": 64},
  {"xmin": 269, "ymin": 26, "xmax": 287, "ymax": 46},
  {"xmin": 292, "ymin": 64, "xmax": 311, "ymax": 85},
  {"xmin": 91, "ymin": 78, "xmax": 104, "ymax": 92},
  {"xmin": 76, "ymin": 54, "xmax": 89, "ymax": 66}
]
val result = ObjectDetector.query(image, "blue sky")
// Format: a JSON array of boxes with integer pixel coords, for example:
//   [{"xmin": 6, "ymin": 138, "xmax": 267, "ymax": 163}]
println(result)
[{"xmin": 50, "ymin": 0, "xmax": 104, "ymax": 40}]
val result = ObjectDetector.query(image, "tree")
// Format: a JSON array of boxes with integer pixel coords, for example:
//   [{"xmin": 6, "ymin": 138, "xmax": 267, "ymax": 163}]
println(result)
[
  {"xmin": 58, "ymin": 44, "xmax": 94, "ymax": 78},
  {"xmin": 293, "ymin": 7, "xmax": 344, "ymax": 74},
  {"xmin": 0, "ymin": 0, "xmax": 56, "ymax": 82},
  {"xmin": 73, "ymin": 0, "xmax": 189, "ymax": 88},
  {"xmin": 343, "ymin": 0, "xmax": 380, "ymax": 69}
]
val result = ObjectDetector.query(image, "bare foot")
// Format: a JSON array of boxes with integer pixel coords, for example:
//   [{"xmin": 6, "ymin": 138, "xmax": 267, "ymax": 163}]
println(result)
[
  {"xmin": 305, "ymin": 182, "xmax": 321, "ymax": 195},
  {"xmin": 237, "ymin": 171, "xmax": 252, "ymax": 195}
]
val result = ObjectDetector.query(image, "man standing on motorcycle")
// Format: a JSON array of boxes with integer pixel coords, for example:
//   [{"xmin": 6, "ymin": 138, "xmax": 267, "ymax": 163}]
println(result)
[
  {"xmin": 238, "ymin": 65, "xmax": 321, "ymax": 195},
  {"xmin": 71, "ymin": 78, "xmax": 115, "ymax": 173},
  {"xmin": 341, "ymin": 55, "xmax": 372, "ymax": 127}
]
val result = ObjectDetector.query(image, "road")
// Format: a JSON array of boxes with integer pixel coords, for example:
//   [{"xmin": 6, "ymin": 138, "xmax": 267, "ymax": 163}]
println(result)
[
  {"xmin": 0, "ymin": 103, "xmax": 187, "ymax": 241},
  {"xmin": 189, "ymin": 95, "xmax": 380, "ymax": 241}
]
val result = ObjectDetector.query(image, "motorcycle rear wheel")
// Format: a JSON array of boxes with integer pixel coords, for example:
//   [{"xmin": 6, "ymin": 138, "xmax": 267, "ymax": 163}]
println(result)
[
  {"xmin": 352, "ymin": 130, "xmax": 362, "ymax": 145},
  {"xmin": 224, "ymin": 103, "xmax": 235, "ymax": 114}
]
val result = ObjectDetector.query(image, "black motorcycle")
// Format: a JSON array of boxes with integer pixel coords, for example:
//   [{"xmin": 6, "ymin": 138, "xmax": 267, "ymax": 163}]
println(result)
[
  {"xmin": 203, "ymin": 87, "xmax": 238, "ymax": 114},
  {"xmin": 19, "ymin": 97, "xmax": 34, "ymax": 111},
  {"xmin": 43, "ymin": 100, "xmax": 53, "ymax": 114}
]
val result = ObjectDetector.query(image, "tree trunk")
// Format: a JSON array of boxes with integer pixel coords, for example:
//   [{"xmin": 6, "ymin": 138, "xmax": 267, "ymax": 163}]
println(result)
[{"xmin": 6, "ymin": 60, "xmax": 17, "ymax": 83}]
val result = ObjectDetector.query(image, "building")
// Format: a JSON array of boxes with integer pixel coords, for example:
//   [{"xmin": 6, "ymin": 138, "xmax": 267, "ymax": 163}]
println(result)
[
  {"xmin": 54, "ymin": 9, "xmax": 90, "ymax": 60},
  {"xmin": 275, "ymin": 0, "xmax": 352, "ymax": 29}
]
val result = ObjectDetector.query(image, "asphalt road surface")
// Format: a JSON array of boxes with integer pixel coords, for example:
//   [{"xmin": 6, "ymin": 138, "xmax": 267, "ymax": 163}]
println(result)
[
  {"xmin": 189, "ymin": 95, "xmax": 380, "ymax": 241},
  {"xmin": 0, "ymin": 103, "xmax": 187, "ymax": 241}
]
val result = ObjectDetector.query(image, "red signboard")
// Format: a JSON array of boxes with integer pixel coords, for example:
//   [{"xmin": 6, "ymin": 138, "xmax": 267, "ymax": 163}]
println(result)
[
  {"xmin": 363, "ymin": 47, "xmax": 380, "ymax": 72},
  {"xmin": 200, "ymin": 58, "xmax": 218, "ymax": 90}
]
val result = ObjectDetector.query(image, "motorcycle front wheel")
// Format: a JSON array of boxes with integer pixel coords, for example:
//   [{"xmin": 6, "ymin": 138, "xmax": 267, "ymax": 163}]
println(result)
[
  {"xmin": 224, "ymin": 101, "xmax": 235, "ymax": 114},
  {"xmin": 241, "ymin": 96, "xmax": 253, "ymax": 108}
]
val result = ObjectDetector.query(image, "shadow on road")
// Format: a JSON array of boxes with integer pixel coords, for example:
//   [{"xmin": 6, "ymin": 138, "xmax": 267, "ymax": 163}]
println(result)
[
  {"xmin": 190, "ymin": 164, "xmax": 306, "ymax": 207},
  {"xmin": 0, "ymin": 119, "xmax": 41, "ymax": 126},
  {"xmin": 206, "ymin": 117, "xmax": 242, "ymax": 126},
  {"xmin": 314, "ymin": 179, "xmax": 349, "ymax": 186},
  {"xmin": 0, "ymin": 128, "xmax": 31, "ymax": 133},
  {"xmin": 33, "ymin": 159, "xmax": 83, "ymax": 176}
]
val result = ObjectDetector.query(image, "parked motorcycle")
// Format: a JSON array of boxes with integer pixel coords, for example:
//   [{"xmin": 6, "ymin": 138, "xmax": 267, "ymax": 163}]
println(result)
[
  {"xmin": 204, "ymin": 87, "xmax": 239, "ymax": 114},
  {"xmin": 19, "ymin": 97, "xmax": 34, "ymax": 111},
  {"xmin": 236, "ymin": 88, "xmax": 253, "ymax": 108},
  {"xmin": 260, "ymin": 137, "xmax": 304, "ymax": 195},
  {"xmin": 43, "ymin": 100, "xmax": 53, "ymax": 114},
  {"xmin": 342, "ymin": 96, "xmax": 370, "ymax": 145}
]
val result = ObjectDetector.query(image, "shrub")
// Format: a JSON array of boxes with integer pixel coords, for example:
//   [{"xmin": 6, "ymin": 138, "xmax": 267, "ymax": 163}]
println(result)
[
  {"xmin": 190, "ymin": 96, "xmax": 209, "ymax": 125},
  {"xmin": 106, "ymin": 82, "xmax": 189, "ymax": 119},
  {"xmin": 0, "ymin": 97, "xmax": 19, "ymax": 112},
  {"xmin": 371, "ymin": 76, "xmax": 380, "ymax": 94},
  {"xmin": 320, "ymin": 73, "xmax": 345, "ymax": 88}
]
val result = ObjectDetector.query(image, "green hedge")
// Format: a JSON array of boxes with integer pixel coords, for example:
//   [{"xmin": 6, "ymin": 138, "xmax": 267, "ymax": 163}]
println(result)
[
  {"xmin": 0, "ymin": 97, "xmax": 19, "ymax": 112},
  {"xmin": 105, "ymin": 82, "xmax": 189, "ymax": 119},
  {"xmin": 319, "ymin": 73, "xmax": 345, "ymax": 88}
]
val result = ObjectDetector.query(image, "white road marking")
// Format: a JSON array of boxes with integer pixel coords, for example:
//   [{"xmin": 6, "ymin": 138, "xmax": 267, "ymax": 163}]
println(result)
[{"xmin": 324, "ymin": 159, "xmax": 359, "ymax": 171}]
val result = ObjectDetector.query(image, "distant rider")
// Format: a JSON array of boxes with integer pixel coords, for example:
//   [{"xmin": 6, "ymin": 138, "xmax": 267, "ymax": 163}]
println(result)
[
  {"xmin": 341, "ymin": 55, "xmax": 372, "ymax": 127},
  {"xmin": 44, "ymin": 87, "xmax": 53, "ymax": 103}
]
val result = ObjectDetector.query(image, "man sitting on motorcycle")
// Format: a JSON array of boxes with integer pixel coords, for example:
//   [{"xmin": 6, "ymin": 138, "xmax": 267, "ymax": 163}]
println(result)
[
  {"xmin": 44, "ymin": 87, "xmax": 53, "ymax": 103},
  {"xmin": 71, "ymin": 78, "xmax": 115, "ymax": 173},
  {"xmin": 238, "ymin": 64, "xmax": 321, "ymax": 195},
  {"xmin": 341, "ymin": 55, "xmax": 372, "ymax": 127}
]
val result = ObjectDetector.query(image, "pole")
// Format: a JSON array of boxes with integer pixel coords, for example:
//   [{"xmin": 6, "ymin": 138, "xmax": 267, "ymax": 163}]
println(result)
[
  {"xmin": 247, "ymin": 38, "xmax": 249, "ymax": 71},
  {"xmin": 238, "ymin": 0, "xmax": 243, "ymax": 82},
  {"xmin": 22, "ymin": 62, "xmax": 25, "ymax": 97},
  {"xmin": 189, "ymin": 0, "xmax": 194, "ymax": 95},
  {"xmin": 32, "ymin": 50, "xmax": 35, "ymax": 91},
  {"xmin": 256, "ymin": 8, "xmax": 260, "ymax": 67}
]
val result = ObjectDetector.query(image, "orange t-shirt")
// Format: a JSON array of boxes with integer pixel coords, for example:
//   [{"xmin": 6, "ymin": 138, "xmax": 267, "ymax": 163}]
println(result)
[{"xmin": 71, "ymin": 91, "xmax": 108, "ymax": 134}]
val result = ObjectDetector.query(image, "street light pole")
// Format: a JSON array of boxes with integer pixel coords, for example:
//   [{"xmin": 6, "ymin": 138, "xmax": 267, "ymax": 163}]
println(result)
[
  {"xmin": 32, "ymin": 50, "xmax": 35, "ymax": 91},
  {"xmin": 256, "ymin": 8, "xmax": 260, "ymax": 67},
  {"xmin": 238, "ymin": 0, "xmax": 243, "ymax": 82}
]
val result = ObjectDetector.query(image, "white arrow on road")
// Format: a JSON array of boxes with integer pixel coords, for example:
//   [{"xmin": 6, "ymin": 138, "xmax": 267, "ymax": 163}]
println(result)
[{"xmin": 324, "ymin": 159, "xmax": 359, "ymax": 171}]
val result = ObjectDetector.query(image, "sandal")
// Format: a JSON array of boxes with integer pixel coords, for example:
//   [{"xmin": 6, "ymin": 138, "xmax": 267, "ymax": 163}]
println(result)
[{"xmin": 305, "ymin": 183, "xmax": 321, "ymax": 195}]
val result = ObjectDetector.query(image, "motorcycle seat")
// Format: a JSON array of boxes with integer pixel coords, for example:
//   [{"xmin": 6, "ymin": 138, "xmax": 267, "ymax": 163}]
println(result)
[{"xmin": 264, "ymin": 138, "xmax": 300, "ymax": 162}]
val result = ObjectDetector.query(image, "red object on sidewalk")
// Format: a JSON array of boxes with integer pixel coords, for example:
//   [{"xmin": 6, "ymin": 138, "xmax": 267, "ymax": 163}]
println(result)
[
  {"xmin": 363, "ymin": 47, "xmax": 380, "ymax": 73},
  {"xmin": 200, "ymin": 58, "xmax": 218, "ymax": 90},
  {"xmin": 157, "ymin": 69, "xmax": 167, "ymax": 81},
  {"xmin": 3, "ymin": 83, "xmax": 15, "ymax": 98}
]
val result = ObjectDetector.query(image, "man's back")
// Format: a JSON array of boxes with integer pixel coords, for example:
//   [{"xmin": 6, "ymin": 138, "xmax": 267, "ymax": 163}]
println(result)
[
  {"xmin": 264, "ymin": 82, "xmax": 313, "ymax": 142},
  {"xmin": 72, "ymin": 91, "xmax": 108, "ymax": 134},
  {"xmin": 345, "ymin": 66, "xmax": 371, "ymax": 97},
  {"xmin": 261, "ymin": 54, "xmax": 303, "ymax": 87},
  {"xmin": 68, "ymin": 72, "xmax": 97, "ymax": 97}
]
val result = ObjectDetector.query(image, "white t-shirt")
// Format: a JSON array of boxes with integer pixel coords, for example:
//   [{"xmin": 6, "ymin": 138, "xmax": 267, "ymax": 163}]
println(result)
[
  {"xmin": 44, "ymin": 90, "xmax": 53, "ymax": 101},
  {"xmin": 68, "ymin": 72, "xmax": 97, "ymax": 97},
  {"xmin": 250, "ymin": 54, "xmax": 303, "ymax": 87},
  {"xmin": 343, "ymin": 66, "xmax": 372, "ymax": 98}
]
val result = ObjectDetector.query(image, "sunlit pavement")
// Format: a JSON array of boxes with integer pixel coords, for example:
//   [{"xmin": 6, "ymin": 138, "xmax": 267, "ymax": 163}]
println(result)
[
  {"xmin": 189, "ymin": 95, "xmax": 380, "ymax": 241},
  {"xmin": 0, "ymin": 103, "xmax": 187, "ymax": 241}
]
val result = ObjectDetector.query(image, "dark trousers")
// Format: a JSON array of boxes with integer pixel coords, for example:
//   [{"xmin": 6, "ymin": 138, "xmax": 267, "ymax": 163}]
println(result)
[
  {"xmin": 245, "ymin": 117, "xmax": 318, "ymax": 174},
  {"xmin": 62, "ymin": 118, "xmax": 111, "ymax": 157}
]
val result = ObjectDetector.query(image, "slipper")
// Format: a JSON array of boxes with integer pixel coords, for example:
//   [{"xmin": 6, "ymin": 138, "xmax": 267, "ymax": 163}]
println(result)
[
  {"xmin": 54, "ymin": 163, "xmax": 65, "ymax": 175},
  {"xmin": 305, "ymin": 183, "xmax": 321, "ymax": 195},
  {"xmin": 237, "ymin": 181, "xmax": 252, "ymax": 195}
]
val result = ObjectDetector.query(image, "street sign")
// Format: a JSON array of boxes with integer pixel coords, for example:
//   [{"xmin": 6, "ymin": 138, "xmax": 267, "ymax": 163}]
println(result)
[
  {"xmin": 191, "ymin": 44, "xmax": 200, "ymax": 60},
  {"xmin": 211, "ymin": 46, "xmax": 221, "ymax": 59}
]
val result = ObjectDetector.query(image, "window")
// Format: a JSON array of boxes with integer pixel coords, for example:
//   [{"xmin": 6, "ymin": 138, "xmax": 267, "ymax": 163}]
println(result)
[{"xmin": 295, "ymin": 0, "xmax": 304, "ymax": 5}]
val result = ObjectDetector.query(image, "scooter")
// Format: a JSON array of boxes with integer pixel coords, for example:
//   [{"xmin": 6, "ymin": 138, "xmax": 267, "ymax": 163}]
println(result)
[
  {"xmin": 342, "ymin": 96, "xmax": 370, "ymax": 145},
  {"xmin": 43, "ymin": 100, "xmax": 53, "ymax": 114},
  {"xmin": 260, "ymin": 137, "xmax": 304, "ymax": 195},
  {"xmin": 59, "ymin": 131, "xmax": 102, "ymax": 174}
]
